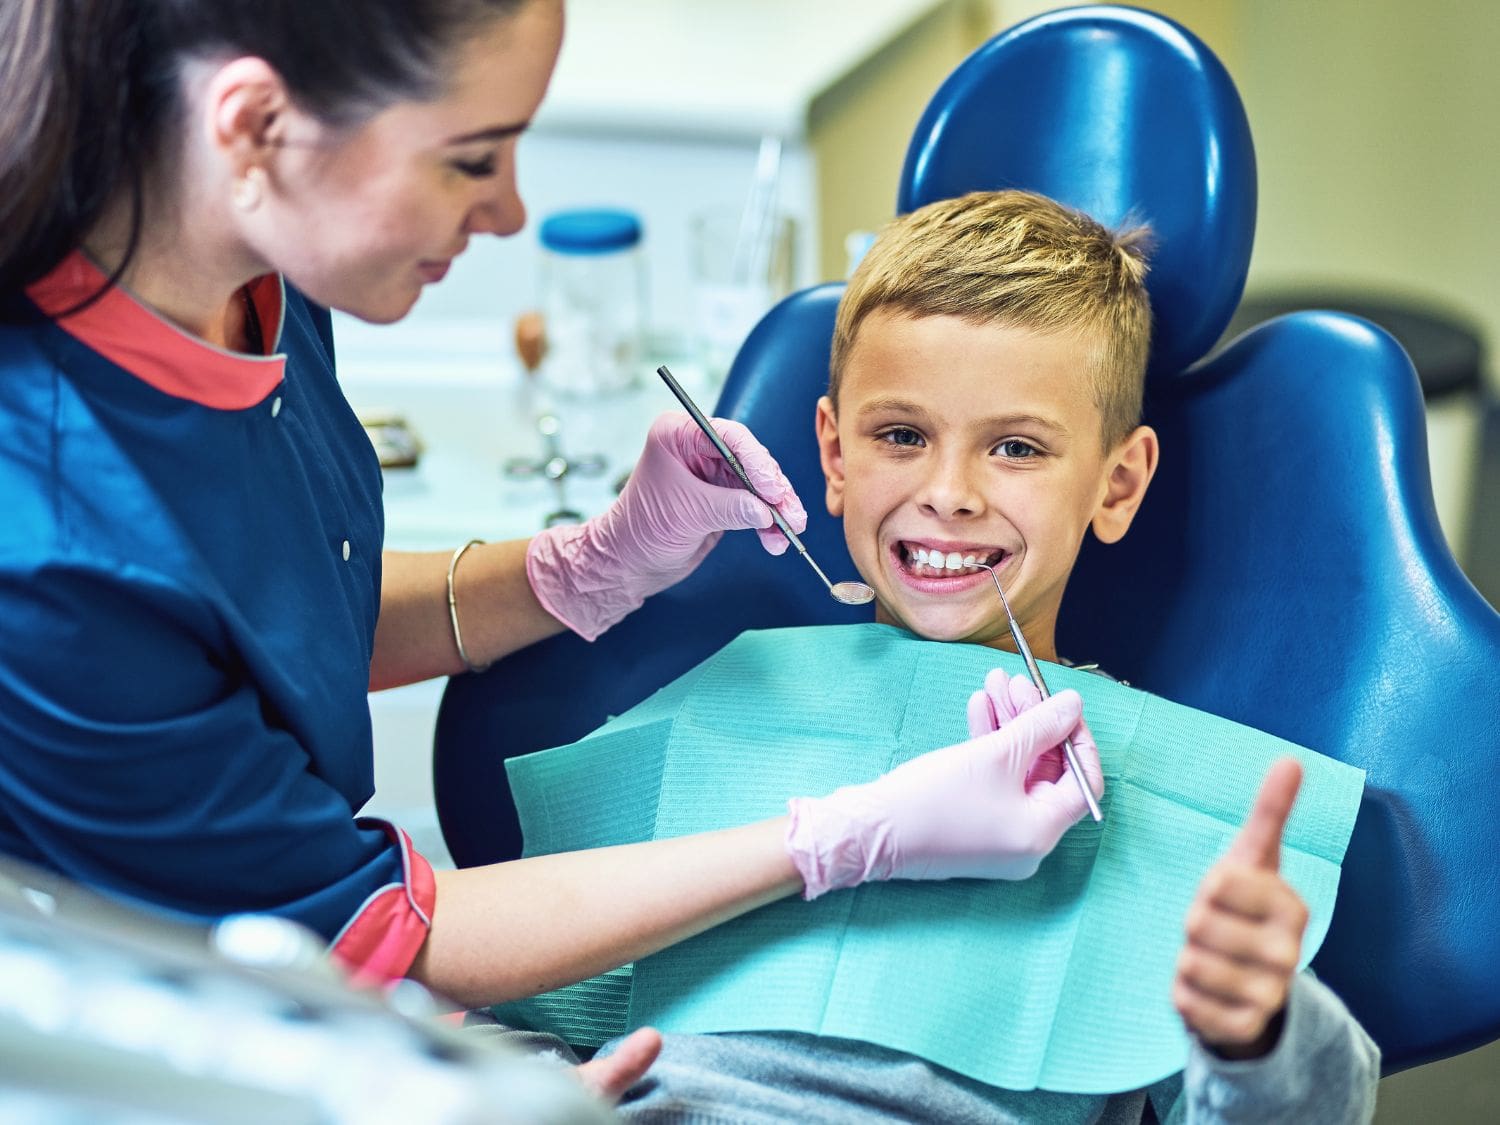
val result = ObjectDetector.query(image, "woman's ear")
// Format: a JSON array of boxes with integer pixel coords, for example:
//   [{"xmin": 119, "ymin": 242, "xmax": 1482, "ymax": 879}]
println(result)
[
  {"xmin": 204, "ymin": 57, "xmax": 292, "ymax": 178},
  {"xmin": 815, "ymin": 395, "xmax": 846, "ymax": 517},
  {"xmin": 1091, "ymin": 424, "xmax": 1159, "ymax": 544}
]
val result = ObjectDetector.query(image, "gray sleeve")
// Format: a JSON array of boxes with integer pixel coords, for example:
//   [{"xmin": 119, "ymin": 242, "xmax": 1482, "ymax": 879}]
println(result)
[{"xmin": 1159, "ymin": 973, "xmax": 1379, "ymax": 1124}]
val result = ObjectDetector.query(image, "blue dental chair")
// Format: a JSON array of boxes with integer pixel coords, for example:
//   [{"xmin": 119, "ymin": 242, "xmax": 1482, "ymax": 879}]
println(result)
[{"xmin": 434, "ymin": 5, "xmax": 1500, "ymax": 1074}]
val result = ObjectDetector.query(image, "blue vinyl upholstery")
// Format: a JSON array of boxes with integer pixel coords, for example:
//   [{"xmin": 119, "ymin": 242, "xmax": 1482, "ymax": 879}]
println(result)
[
  {"xmin": 433, "ymin": 5, "xmax": 1500, "ymax": 1073},
  {"xmin": 898, "ymin": 4, "xmax": 1256, "ymax": 380},
  {"xmin": 1063, "ymin": 311, "xmax": 1500, "ymax": 1073}
]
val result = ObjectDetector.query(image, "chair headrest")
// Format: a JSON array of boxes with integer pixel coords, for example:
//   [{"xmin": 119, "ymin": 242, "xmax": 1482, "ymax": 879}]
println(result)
[{"xmin": 898, "ymin": 5, "xmax": 1256, "ymax": 380}]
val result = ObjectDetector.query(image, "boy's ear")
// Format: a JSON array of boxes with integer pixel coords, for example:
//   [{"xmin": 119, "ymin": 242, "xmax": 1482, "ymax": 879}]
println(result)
[
  {"xmin": 814, "ymin": 395, "xmax": 846, "ymax": 517},
  {"xmin": 1091, "ymin": 425, "xmax": 1159, "ymax": 544}
]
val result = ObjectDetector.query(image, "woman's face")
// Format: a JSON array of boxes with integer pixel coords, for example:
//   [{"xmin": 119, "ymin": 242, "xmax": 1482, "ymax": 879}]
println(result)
[{"xmin": 251, "ymin": 0, "xmax": 564, "ymax": 323}]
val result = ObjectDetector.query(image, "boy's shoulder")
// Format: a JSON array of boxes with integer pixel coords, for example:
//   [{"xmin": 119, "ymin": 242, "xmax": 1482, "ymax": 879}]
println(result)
[{"xmin": 1060, "ymin": 659, "xmax": 1122, "ymax": 684}]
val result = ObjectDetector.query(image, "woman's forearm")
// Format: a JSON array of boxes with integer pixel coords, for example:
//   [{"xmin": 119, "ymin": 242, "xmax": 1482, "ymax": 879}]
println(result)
[
  {"xmin": 371, "ymin": 541, "xmax": 566, "ymax": 690},
  {"xmin": 408, "ymin": 818, "xmax": 802, "ymax": 1009}
]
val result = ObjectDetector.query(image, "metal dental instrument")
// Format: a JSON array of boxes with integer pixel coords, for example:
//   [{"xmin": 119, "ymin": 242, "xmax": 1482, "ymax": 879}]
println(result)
[
  {"xmin": 968, "ymin": 557, "xmax": 1104, "ymax": 822},
  {"xmin": 656, "ymin": 364, "xmax": 874, "ymax": 606}
]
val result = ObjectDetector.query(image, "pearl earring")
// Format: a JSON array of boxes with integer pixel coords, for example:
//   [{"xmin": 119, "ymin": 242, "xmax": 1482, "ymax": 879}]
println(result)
[{"xmin": 232, "ymin": 168, "xmax": 264, "ymax": 212}]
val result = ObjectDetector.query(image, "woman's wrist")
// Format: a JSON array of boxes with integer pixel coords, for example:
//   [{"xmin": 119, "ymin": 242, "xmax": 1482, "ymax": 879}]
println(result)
[
  {"xmin": 524, "ymin": 521, "xmax": 646, "ymax": 642},
  {"xmin": 447, "ymin": 539, "xmax": 492, "ymax": 673},
  {"xmin": 785, "ymin": 788, "xmax": 889, "ymax": 900},
  {"xmin": 371, "ymin": 541, "xmax": 570, "ymax": 689}
]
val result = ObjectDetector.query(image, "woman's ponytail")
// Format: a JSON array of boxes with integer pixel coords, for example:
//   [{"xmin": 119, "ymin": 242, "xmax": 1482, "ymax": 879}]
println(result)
[{"xmin": 0, "ymin": 0, "xmax": 165, "ymax": 301}]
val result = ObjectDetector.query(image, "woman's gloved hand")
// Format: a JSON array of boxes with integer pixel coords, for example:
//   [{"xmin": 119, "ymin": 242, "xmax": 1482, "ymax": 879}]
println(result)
[
  {"xmin": 785, "ymin": 689, "xmax": 1105, "ymax": 899},
  {"xmin": 967, "ymin": 667, "xmax": 1069, "ymax": 787},
  {"xmin": 526, "ymin": 412, "xmax": 807, "ymax": 641}
]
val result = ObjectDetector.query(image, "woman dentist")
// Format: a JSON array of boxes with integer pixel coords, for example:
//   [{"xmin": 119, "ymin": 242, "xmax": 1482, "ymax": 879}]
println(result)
[{"xmin": 0, "ymin": 0, "xmax": 1101, "ymax": 1103}]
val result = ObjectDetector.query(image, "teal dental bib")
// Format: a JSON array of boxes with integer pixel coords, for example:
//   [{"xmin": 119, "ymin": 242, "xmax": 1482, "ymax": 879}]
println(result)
[{"xmin": 498, "ymin": 623, "xmax": 1364, "ymax": 1094}]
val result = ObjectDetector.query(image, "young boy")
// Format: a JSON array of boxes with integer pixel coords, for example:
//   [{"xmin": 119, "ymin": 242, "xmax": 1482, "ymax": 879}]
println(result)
[{"xmin": 586, "ymin": 190, "xmax": 1380, "ymax": 1121}]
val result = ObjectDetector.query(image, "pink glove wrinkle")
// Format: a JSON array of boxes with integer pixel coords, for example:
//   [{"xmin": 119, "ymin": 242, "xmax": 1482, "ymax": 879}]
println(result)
[
  {"xmin": 786, "ymin": 688, "xmax": 1106, "ymax": 900},
  {"xmin": 967, "ymin": 668, "xmax": 1066, "ymax": 788},
  {"xmin": 526, "ymin": 412, "xmax": 808, "ymax": 640}
]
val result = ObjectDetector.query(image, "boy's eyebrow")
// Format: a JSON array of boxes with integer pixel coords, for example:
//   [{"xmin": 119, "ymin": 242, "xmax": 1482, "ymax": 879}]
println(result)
[
  {"xmin": 856, "ymin": 397, "xmax": 1070, "ymax": 437},
  {"xmin": 444, "ymin": 120, "xmax": 531, "ymax": 144},
  {"xmin": 856, "ymin": 396, "xmax": 934, "ymax": 420},
  {"xmin": 973, "ymin": 412, "xmax": 1070, "ymax": 437}
]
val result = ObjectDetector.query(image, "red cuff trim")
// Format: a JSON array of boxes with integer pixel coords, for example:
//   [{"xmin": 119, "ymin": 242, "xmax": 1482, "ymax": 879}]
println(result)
[{"xmin": 329, "ymin": 820, "xmax": 436, "ymax": 987}]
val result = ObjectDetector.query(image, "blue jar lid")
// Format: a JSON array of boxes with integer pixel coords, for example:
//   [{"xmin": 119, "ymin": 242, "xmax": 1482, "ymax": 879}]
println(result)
[{"xmin": 539, "ymin": 208, "xmax": 642, "ymax": 255}]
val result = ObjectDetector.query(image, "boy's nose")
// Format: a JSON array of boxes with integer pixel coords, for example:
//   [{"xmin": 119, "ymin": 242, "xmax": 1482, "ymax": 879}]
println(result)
[{"xmin": 916, "ymin": 458, "xmax": 985, "ymax": 520}]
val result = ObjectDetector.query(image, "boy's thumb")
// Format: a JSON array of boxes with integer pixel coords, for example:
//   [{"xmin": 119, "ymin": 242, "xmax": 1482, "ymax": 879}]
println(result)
[{"xmin": 1226, "ymin": 757, "xmax": 1303, "ymax": 871}]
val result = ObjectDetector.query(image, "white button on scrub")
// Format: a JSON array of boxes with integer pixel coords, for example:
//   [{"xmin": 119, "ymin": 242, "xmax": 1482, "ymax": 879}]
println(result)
[
  {"xmin": 271, "ymin": 396, "xmax": 282, "ymax": 418},
  {"xmin": 341, "ymin": 540, "xmax": 350, "ymax": 561}
]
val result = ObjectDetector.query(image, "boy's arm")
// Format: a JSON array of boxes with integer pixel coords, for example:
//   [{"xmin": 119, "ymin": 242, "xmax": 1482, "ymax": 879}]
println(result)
[
  {"xmin": 1155, "ymin": 759, "xmax": 1379, "ymax": 1122},
  {"xmin": 1153, "ymin": 971, "xmax": 1379, "ymax": 1124},
  {"xmin": 975, "ymin": 673, "xmax": 1378, "ymax": 1121}
]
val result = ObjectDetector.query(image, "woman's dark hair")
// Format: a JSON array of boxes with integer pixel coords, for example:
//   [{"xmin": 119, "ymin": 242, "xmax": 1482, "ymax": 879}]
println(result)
[{"xmin": 0, "ymin": 0, "xmax": 526, "ymax": 304}]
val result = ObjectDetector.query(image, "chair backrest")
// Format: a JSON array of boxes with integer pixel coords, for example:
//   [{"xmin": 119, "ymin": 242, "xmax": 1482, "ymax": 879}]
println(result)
[
  {"xmin": 432, "ymin": 4, "xmax": 1500, "ymax": 1072},
  {"xmin": 899, "ymin": 3, "xmax": 1256, "ymax": 379}
]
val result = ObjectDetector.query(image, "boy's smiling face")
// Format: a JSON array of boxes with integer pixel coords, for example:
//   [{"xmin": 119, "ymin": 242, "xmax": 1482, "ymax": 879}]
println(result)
[{"xmin": 816, "ymin": 308, "xmax": 1157, "ymax": 659}]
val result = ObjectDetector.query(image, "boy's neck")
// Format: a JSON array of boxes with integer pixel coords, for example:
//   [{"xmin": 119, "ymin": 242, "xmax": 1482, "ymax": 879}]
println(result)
[{"xmin": 985, "ymin": 627, "xmax": 1058, "ymax": 664}]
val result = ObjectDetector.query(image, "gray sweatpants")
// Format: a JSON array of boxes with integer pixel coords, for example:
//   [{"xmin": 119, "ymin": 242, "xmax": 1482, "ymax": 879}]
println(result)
[
  {"xmin": 596, "ymin": 974, "xmax": 1379, "ymax": 1124},
  {"xmin": 604, "ymin": 1029, "xmax": 1156, "ymax": 1124}
]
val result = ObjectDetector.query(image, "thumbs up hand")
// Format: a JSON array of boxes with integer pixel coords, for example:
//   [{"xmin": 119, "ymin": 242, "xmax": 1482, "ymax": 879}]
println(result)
[{"xmin": 1172, "ymin": 758, "xmax": 1310, "ymax": 1059}]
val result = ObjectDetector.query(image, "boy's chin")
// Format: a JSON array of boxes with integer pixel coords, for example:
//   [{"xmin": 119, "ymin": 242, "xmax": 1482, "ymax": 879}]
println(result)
[{"xmin": 877, "ymin": 603, "xmax": 1007, "ymax": 647}]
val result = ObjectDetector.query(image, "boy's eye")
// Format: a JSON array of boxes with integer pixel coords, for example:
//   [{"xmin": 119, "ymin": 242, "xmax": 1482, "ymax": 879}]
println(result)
[
  {"xmin": 450, "ymin": 155, "xmax": 498, "ymax": 179},
  {"xmin": 878, "ymin": 427, "xmax": 925, "ymax": 448},
  {"xmin": 995, "ymin": 439, "xmax": 1039, "ymax": 459}
]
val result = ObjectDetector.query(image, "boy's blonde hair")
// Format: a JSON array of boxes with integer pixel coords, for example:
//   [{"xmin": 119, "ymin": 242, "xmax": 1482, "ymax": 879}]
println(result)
[{"xmin": 830, "ymin": 190, "xmax": 1153, "ymax": 450}]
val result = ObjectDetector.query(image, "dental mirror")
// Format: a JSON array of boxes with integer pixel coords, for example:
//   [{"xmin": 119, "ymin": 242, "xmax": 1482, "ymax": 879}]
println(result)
[
  {"xmin": 655, "ymin": 365, "xmax": 875, "ymax": 607},
  {"xmin": 829, "ymin": 580, "xmax": 876, "ymax": 606}
]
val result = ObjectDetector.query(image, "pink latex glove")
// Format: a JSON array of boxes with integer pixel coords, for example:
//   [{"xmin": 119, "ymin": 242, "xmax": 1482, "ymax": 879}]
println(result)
[
  {"xmin": 526, "ymin": 412, "xmax": 808, "ymax": 641},
  {"xmin": 785, "ymin": 689, "xmax": 1105, "ymax": 899},
  {"xmin": 966, "ymin": 667, "xmax": 1068, "ymax": 788}
]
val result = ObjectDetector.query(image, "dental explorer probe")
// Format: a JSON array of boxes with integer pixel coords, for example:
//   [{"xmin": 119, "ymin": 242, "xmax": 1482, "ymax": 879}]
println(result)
[
  {"xmin": 966, "ymin": 556, "xmax": 1104, "ymax": 822},
  {"xmin": 655, "ymin": 365, "xmax": 874, "ymax": 606}
]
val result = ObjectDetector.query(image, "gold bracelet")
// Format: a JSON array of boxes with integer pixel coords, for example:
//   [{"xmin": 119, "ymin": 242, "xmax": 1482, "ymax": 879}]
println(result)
[{"xmin": 447, "ymin": 539, "xmax": 491, "ymax": 674}]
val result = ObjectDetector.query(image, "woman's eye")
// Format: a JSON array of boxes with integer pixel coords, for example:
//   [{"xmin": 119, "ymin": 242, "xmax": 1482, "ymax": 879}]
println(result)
[
  {"xmin": 995, "ymin": 439, "xmax": 1038, "ymax": 459},
  {"xmin": 880, "ymin": 427, "xmax": 924, "ymax": 448},
  {"xmin": 451, "ymin": 156, "xmax": 498, "ymax": 179}
]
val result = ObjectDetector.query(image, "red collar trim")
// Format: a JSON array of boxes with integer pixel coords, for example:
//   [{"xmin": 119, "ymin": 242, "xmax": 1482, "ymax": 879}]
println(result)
[{"xmin": 25, "ymin": 251, "xmax": 287, "ymax": 410}]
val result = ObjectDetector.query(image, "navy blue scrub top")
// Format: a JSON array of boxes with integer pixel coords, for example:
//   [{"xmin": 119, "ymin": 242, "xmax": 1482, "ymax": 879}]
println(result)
[{"xmin": 0, "ymin": 253, "xmax": 434, "ymax": 981}]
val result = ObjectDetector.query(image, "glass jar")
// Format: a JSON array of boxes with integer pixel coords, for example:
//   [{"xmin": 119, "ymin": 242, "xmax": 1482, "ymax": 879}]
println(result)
[{"xmin": 537, "ymin": 208, "xmax": 645, "ymax": 397}]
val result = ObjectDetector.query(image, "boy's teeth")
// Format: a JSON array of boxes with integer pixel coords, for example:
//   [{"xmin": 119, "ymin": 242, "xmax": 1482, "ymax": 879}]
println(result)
[{"xmin": 903, "ymin": 543, "xmax": 1000, "ymax": 573}]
